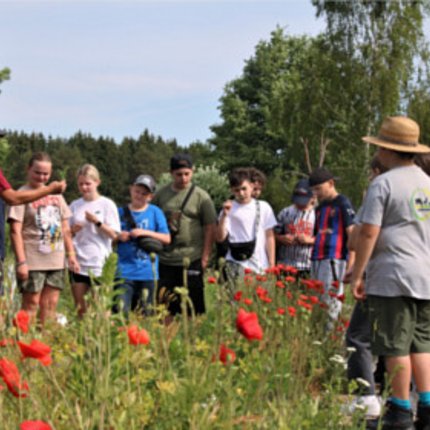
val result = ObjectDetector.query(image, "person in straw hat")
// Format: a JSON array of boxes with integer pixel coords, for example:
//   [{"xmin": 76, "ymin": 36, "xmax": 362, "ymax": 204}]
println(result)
[{"xmin": 351, "ymin": 116, "xmax": 430, "ymax": 430}]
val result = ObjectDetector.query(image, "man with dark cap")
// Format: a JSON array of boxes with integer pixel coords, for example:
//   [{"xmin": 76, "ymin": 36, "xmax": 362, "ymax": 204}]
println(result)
[
  {"xmin": 275, "ymin": 178, "xmax": 316, "ymax": 276},
  {"xmin": 152, "ymin": 153, "xmax": 217, "ymax": 321},
  {"xmin": 309, "ymin": 166, "xmax": 355, "ymax": 322}
]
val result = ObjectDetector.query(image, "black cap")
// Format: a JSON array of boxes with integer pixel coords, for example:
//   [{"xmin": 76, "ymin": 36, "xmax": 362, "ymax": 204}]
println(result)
[
  {"xmin": 170, "ymin": 153, "xmax": 193, "ymax": 171},
  {"xmin": 134, "ymin": 174, "xmax": 156, "ymax": 193},
  {"xmin": 309, "ymin": 167, "xmax": 335, "ymax": 187},
  {"xmin": 292, "ymin": 179, "xmax": 313, "ymax": 206}
]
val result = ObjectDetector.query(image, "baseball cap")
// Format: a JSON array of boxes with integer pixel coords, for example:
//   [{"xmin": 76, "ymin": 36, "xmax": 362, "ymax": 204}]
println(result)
[
  {"xmin": 292, "ymin": 179, "xmax": 313, "ymax": 206},
  {"xmin": 170, "ymin": 153, "xmax": 193, "ymax": 171},
  {"xmin": 134, "ymin": 174, "xmax": 156, "ymax": 193},
  {"xmin": 309, "ymin": 167, "xmax": 335, "ymax": 187}
]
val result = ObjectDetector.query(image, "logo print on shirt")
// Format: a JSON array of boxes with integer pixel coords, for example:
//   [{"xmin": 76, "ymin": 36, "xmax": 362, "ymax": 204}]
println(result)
[{"xmin": 411, "ymin": 188, "xmax": 430, "ymax": 221}]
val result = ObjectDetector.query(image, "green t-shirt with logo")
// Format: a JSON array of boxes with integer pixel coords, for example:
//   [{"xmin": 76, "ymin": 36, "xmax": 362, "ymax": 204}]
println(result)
[{"xmin": 152, "ymin": 183, "xmax": 217, "ymax": 266}]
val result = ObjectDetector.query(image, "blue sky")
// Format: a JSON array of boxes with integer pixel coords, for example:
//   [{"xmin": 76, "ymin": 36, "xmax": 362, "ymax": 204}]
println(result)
[{"xmin": 0, "ymin": 1, "xmax": 324, "ymax": 146}]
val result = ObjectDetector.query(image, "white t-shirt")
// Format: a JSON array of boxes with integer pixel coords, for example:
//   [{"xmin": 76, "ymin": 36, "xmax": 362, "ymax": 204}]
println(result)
[
  {"xmin": 69, "ymin": 196, "xmax": 121, "ymax": 276},
  {"xmin": 221, "ymin": 199, "xmax": 277, "ymax": 273}
]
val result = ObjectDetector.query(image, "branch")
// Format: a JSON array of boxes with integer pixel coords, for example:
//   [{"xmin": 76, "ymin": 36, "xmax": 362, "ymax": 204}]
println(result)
[{"xmin": 300, "ymin": 137, "xmax": 313, "ymax": 173}]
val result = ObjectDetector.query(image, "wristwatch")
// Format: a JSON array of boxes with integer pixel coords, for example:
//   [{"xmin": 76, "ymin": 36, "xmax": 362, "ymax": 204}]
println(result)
[{"xmin": 95, "ymin": 221, "xmax": 102, "ymax": 228}]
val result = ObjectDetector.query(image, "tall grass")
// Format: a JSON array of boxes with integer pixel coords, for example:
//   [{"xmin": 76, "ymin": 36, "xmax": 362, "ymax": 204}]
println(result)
[{"xmin": 0, "ymin": 256, "xmax": 366, "ymax": 429}]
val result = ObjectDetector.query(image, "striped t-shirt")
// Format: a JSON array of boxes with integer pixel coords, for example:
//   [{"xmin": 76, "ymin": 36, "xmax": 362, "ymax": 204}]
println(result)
[{"xmin": 312, "ymin": 194, "xmax": 355, "ymax": 261}]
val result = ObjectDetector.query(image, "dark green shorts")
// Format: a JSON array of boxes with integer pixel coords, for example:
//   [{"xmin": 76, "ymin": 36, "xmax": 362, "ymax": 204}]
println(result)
[
  {"xmin": 368, "ymin": 295, "xmax": 430, "ymax": 356},
  {"xmin": 19, "ymin": 270, "xmax": 65, "ymax": 294}
]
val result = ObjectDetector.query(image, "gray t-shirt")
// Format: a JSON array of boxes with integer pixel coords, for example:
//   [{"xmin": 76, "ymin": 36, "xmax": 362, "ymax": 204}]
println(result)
[{"xmin": 361, "ymin": 165, "xmax": 430, "ymax": 299}]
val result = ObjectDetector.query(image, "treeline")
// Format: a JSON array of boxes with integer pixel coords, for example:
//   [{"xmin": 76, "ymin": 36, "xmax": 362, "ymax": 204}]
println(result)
[{"xmin": 3, "ymin": 1, "xmax": 430, "ymax": 213}]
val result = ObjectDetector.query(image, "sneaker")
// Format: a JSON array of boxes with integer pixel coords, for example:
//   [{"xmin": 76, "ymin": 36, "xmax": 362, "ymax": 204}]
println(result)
[
  {"xmin": 342, "ymin": 395, "xmax": 382, "ymax": 418},
  {"xmin": 416, "ymin": 403, "xmax": 430, "ymax": 430},
  {"xmin": 368, "ymin": 401, "xmax": 414, "ymax": 430}
]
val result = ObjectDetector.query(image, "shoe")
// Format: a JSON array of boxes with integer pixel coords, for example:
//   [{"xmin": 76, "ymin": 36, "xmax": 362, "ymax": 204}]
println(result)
[
  {"xmin": 416, "ymin": 403, "xmax": 430, "ymax": 430},
  {"xmin": 366, "ymin": 401, "xmax": 414, "ymax": 430},
  {"xmin": 342, "ymin": 395, "xmax": 382, "ymax": 418}
]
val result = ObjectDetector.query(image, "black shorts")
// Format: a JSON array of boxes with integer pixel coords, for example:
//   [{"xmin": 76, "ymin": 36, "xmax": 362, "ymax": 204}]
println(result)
[
  {"xmin": 157, "ymin": 259, "xmax": 205, "ymax": 316},
  {"xmin": 70, "ymin": 272, "xmax": 101, "ymax": 287}
]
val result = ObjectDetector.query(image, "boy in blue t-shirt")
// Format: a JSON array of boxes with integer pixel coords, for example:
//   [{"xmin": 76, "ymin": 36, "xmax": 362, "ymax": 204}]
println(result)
[
  {"xmin": 309, "ymin": 167, "xmax": 355, "ymax": 322},
  {"xmin": 116, "ymin": 175, "xmax": 170, "ymax": 315}
]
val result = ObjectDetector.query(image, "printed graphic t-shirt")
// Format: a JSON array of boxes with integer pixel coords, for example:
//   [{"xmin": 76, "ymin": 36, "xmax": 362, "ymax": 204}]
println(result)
[{"xmin": 8, "ymin": 185, "xmax": 71, "ymax": 271}]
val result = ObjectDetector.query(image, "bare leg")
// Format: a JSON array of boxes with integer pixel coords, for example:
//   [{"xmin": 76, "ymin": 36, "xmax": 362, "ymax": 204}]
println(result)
[
  {"xmin": 385, "ymin": 356, "xmax": 412, "ymax": 400},
  {"xmin": 22, "ymin": 291, "xmax": 42, "ymax": 323},
  {"xmin": 411, "ymin": 352, "xmax": 430, "ymax": 393},
  {"xmin": 39, "ymin": 285, "xmax": 60, "ymax": 325},
  {"xmin": 72, "ymin": 282, "xmax": 90, "ymax": 318}
]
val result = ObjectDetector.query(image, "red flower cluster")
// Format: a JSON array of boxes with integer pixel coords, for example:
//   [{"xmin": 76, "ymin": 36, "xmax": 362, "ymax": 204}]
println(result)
[
  {"xmin": 18, "ymin": 340, "xmax": 52, "ymax": 366},
  {"xmin": 255, "ymin": 286, "xmax": 271, "ymax": 303},
  {"xmin": 284, "ymin": 276, "xmax": 296, "ymax": 283},
  {"xmin": 219, "ymin": 344, "xmax": 236, "ymax": 365},
  {"xmin": 20, "ymin": 421, "xmax": 52, "ymax": 430},
  {"xmin": 13, "ymin": 310, "xmax": 30, "ymax": 334},
  {"xmin": 236, "ymin": 308, "xmax": 263, "ymax": 341},
  {"xmin": 233, "ymin": 291, "xmax": 243, "ymax": 302},
  {"xmin": 127, "ymin": 325, "xmax": 150, "ymax": 346},
  {"xmin": 207, "ymin": 276, "xmax": 217, "ymax": 284},
  {"xmin": 287, "ymin": 306, "xmax": 297, "ymax": 317},
  {"xmin": 300, "ymin": 279, "xmax": 325, "ymax": 294},
  {"xmin": 0, "ymin": 358, "xmax": 29, "ymax": 398},
  {"xmin": 275, "ymin": 280, "xmax": 285, "ymax": 289}
]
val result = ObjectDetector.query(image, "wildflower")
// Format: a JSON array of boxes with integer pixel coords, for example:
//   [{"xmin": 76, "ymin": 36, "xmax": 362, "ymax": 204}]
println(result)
[
  {"xmin": 255, "ymin": 286, "xmax": 268, "ymax": 298},
  {"xmin": 297, "ymin": 299, "xmax": 312, "ymax": 311},
  {"xmin": 329, "ymin": 354, "xmax": 347, "ymax": 365},
  {"xmin": 236, "ymin": 308, "xmax": 263, "ymax": 341},
  {"xmin": 0, "ymin": 358, "xmax": 29, "ymax": 398},
  {"xmin": 243, "ymin": 298, "xmax": 252, "ymax": 305},
  {"xmin": 244, "ymin": 268, "xmax": 253, "ymax": 275},
  {"xmin": 332, "ymin": 280, "xmax": 340, "ymax": 289},
  {"xmin": 0, "ymin": 339, "xmax": 15, "ymax": 347},
  {"xmin": 127, "ymin": 325, "xmax": 150, "ymax": 346},
  {"xmin": 337, "ymin": 294, "xmax": 345, "ymax": 303},
  {"xmin": 18, "ymin": 340, "xmax": 52, "ymax": 366},
  {"xmin": 309, "ymin": 296, "xmax": 319, "ymax": 304},
  {"xmin": 312, "ymin": 340, "xmax": 322, "ymax": 346},
  {"xmin": 20, "ymin": 421, "xmax": 52, "ymax": 430},
  {"xmin": 207, "ymin": 276, "xmax": 217, "ymax": 284},
  {"xmin": 356, "ymin": 377, "xmax": 371, "ymax": 388},
  {"xmin": 328, "ymin": 291, "xmax": 337, "ymax": 298},
  {"xmin": 346, "ymin": 346, "xmax": 357, "ymax": 353},
  {"xmin": 284, "ymin": 276, "xmax": 296, "ymax": 283},
  {"xmin": 255, "ymin": 275, "xmax": 267, "ymax": 282},
  {"xmin": 244, "ymin": 275, "xmax": 254, "ymax": 284},
  {"xmin": 285, "ymin": 266, "xmax": 298, "ymax": 275},
  {"xmin": 299, "ymin": 294, "xmax": 309, "ymax": 301},
  {"xmin": 285, "ymin": 291, "xmax": 293, "ymax": 300},
  {"xmin": 260, "ymin": 296, "xmax": 272, "ymax": 304},
  {"xmin": 287, "ymin": 306, "xmax": 296, "ymax": 317},
  {"xmin": 277, "ymin": 308, "xmax": 286, "ymax": 315},
  {"xmin": 233, "ymin": 291, "xmax": 243, "ymax": 302},
  {"xmin": 219, "ymin": 344, "xmax": 236, "ymax": 365},
  {"xmin": 275, "ymin": 280, "xmax": 285, "ymax": 289},
  {"xmin": 13, "ymin": 310, "xmax": 30, "ymax": 334}
]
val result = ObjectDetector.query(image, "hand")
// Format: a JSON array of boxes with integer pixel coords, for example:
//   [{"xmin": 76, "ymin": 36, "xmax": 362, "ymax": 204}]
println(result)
[
  {"xmin": 283, "ymin": 234, "xmax": 296, "ymax": 245},
  {"xmin": 68, "ymin": 255, "xmax": 80, "ymax": 273},
  {"xmin": 48, "ymin": 180, "xmax": 67, "ymax": 194},
  {"xmin": 117, "ymin": 231, "xmax": 131, "ymax": 242},
  {"xmin": 17, "ymin": 264, "xmax": 29, "ymax": 281},
  {"xmin": 70, "ymin": 224, "xmax": 83, "ymax": 235},
  {"xmin": 350, "ymin": 278, "xmax": 366, "ymax": 301},
  {"xmin": 85, "ymin": 211, "xmax": 100, "ymax": 224},
  {"xmin": 130, "ymin": 228, "xmax": 148, "ymax": 239},
  {"xmin": 296, "ymin": 234, "xmax": 312, "ymax": 245},
  {"xmin": 222, "ymin": 200, "xmax": 233, "ymax": 217}
]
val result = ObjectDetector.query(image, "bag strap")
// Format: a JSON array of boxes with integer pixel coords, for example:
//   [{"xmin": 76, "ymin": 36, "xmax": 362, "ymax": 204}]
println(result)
[
  {"xmin": 122, "ymin": 205, "xmax": 137, "ymax": 230},
  {"xmin": 253, "ymin": 199, "xmax": 261, "ymax": 240},
  {"xmin": 180, "ymin": 184, "xmax": 195, "ymax": 212}
]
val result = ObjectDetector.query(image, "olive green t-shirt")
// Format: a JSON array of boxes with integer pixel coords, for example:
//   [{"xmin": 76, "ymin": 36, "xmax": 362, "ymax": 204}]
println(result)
[{"xmin": 152, "ymin": 184, "xmax": 217, "ymax": 266}]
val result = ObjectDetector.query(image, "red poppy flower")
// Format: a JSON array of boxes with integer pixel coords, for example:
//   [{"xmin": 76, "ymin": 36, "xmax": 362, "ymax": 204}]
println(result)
[
  {"xmin": 319, "ymin": 302, "xmax": 329, "ymax": 310},
  {"xmin": 233, "ymin": 291, "xmax": 243, "ymax": 302},
  {"xmin": 328, "ymin": 291, "xmax": 337, "ymax": 298},
  {"xmin": 275, "ymin": 281, "xmax": 285, "ymax": 289},
  {"xmin": 219, "ymin": 344, "xmax": 236, "ymax": 365},
  {"xmin": 337, "ymin": 294, "xmax": 345, "ymax": 303},
  {"xmin": 284, "ymin": 276, "xmax": 296, "ymax": 283},
  {"xmin": 13, "ymin": 310, "xmax": 30, "ymax": 334},
  {"xmin": 244, "ymin": 275, "xmax": 254, "ymax": 284},
  {"xmin": 255, "ymin": 286, "xmax": 268, "ymax": 298},
  {"xmin": 332, "ymin": 280, "xmax": 340, "ymax": 289},
  {"xmin": 260, "ymin": 296, "xmax": 272, "ymax": 304},
  {"xmin": 277, "ymin": 308, "xmax": 286, "ymax": 315},
  {"xmin": 288, "ymin": 267, "xmax": 298, "ymax": 275},
  {"xmin": 297, "ymin": 299, "xmax": 312, "ymax": 311},
  {"xmin": 0, "ymin": 338, "xmax": 15, "ymax": 347},
  {"xmin": 287, "ymin": 306, "xmax": 297, "ymax": 317},
  {"xmin": 0, "ymin": 358, "xmax": 29, "ymax": 398},
  {"xmin": 243, "ymin": 298, "xmax": 253, "ymax": 305},
  {"xmin": 285, "ymin": 291, "xmax": 293, "ymax": 300},
  {"xmin": 18, "ymin": 340, "xmax": 52, "ymax": 366},
  {"xmin": 127, "ymin": 325, "xmax": 150, "ymax": 346},
  {"xmin": 207, "ymin": 276, "xmax": 217, "ymax": 284},
  {"xmin": 299, "ymin": 294, "xmax": 309, "ymax": 301},
  {"xmin": 236, "ymin": 308, "xmax": 263, "ymax": 341},
  {"xmin": 244, "ymin": 268, "xmax": 253, "ymax": 275},
  {"xmin": 20, "ymin": 421, "xmax": 52, "ymax": 430},
  {"xmin": 255, "ymin": 275, "xmax": 267, "ymax": 282},
  {"xmin": 309, "ymin": 296, "xmax": 319, "ymax": 304}
]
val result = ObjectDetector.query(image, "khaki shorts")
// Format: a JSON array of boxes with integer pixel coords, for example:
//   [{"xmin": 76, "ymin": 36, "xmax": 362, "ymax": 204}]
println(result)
[
  {"xmin": 368, "ymin": 295, "xmax": 430, "ymax": 356},
  {"xmin": 19, "ymin": 270, "xmax": 66, "ymax": 294}
]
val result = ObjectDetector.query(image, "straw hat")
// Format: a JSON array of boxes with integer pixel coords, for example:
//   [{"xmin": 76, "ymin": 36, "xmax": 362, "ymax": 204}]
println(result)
[{"xmin": 362, "ymin": 116, "xmax": 430, "ymax": 154}]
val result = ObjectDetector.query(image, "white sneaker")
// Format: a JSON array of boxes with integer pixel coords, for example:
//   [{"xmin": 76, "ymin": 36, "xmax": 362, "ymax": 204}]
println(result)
[{"xmin": 342, "ymin": 395, "xmax": 382, "ymax": 418}]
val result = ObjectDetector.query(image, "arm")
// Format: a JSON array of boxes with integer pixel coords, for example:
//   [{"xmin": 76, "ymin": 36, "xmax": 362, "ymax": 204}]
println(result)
[
  {"xmin": 201, "ymin": 223, "xmax": 216, "ymax": 270},
  {"xmin": 85, "ymin": 211, "xmax": 118, "ymax": 241},
  {"xmin": 62, "ymin": 218, "xmax": 80, "ymax": 273},
  {"xmin": 345, "ymin": 224, "xmax": 356, "ymax": 272},
  {"xmin": 130, "ymin": 228, "xmax": 171, "ymax": 245},
  {"xmin": 350, "ymin": 223, "xmax": 381, "ymax": 300},
  {"xmin": 265, "ymin": 229, "xmax": 276, "ymax": 268},
  {"xmin": 1, "ymin": 181, "xmax": 66, "ymax": 206},
  {"xmin": 9, "ymin": 220, "xmax": 29, "ymax": 281},
  {"xmin": 216, "ymin": 200, "xmax": 232, "ymax": 242}
]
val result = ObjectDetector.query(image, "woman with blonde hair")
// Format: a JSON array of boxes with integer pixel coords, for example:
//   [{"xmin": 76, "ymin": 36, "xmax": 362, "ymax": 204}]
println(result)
[{"xmin": 69, "ymin": 164, "xmax": 120, "ymax": 317}]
